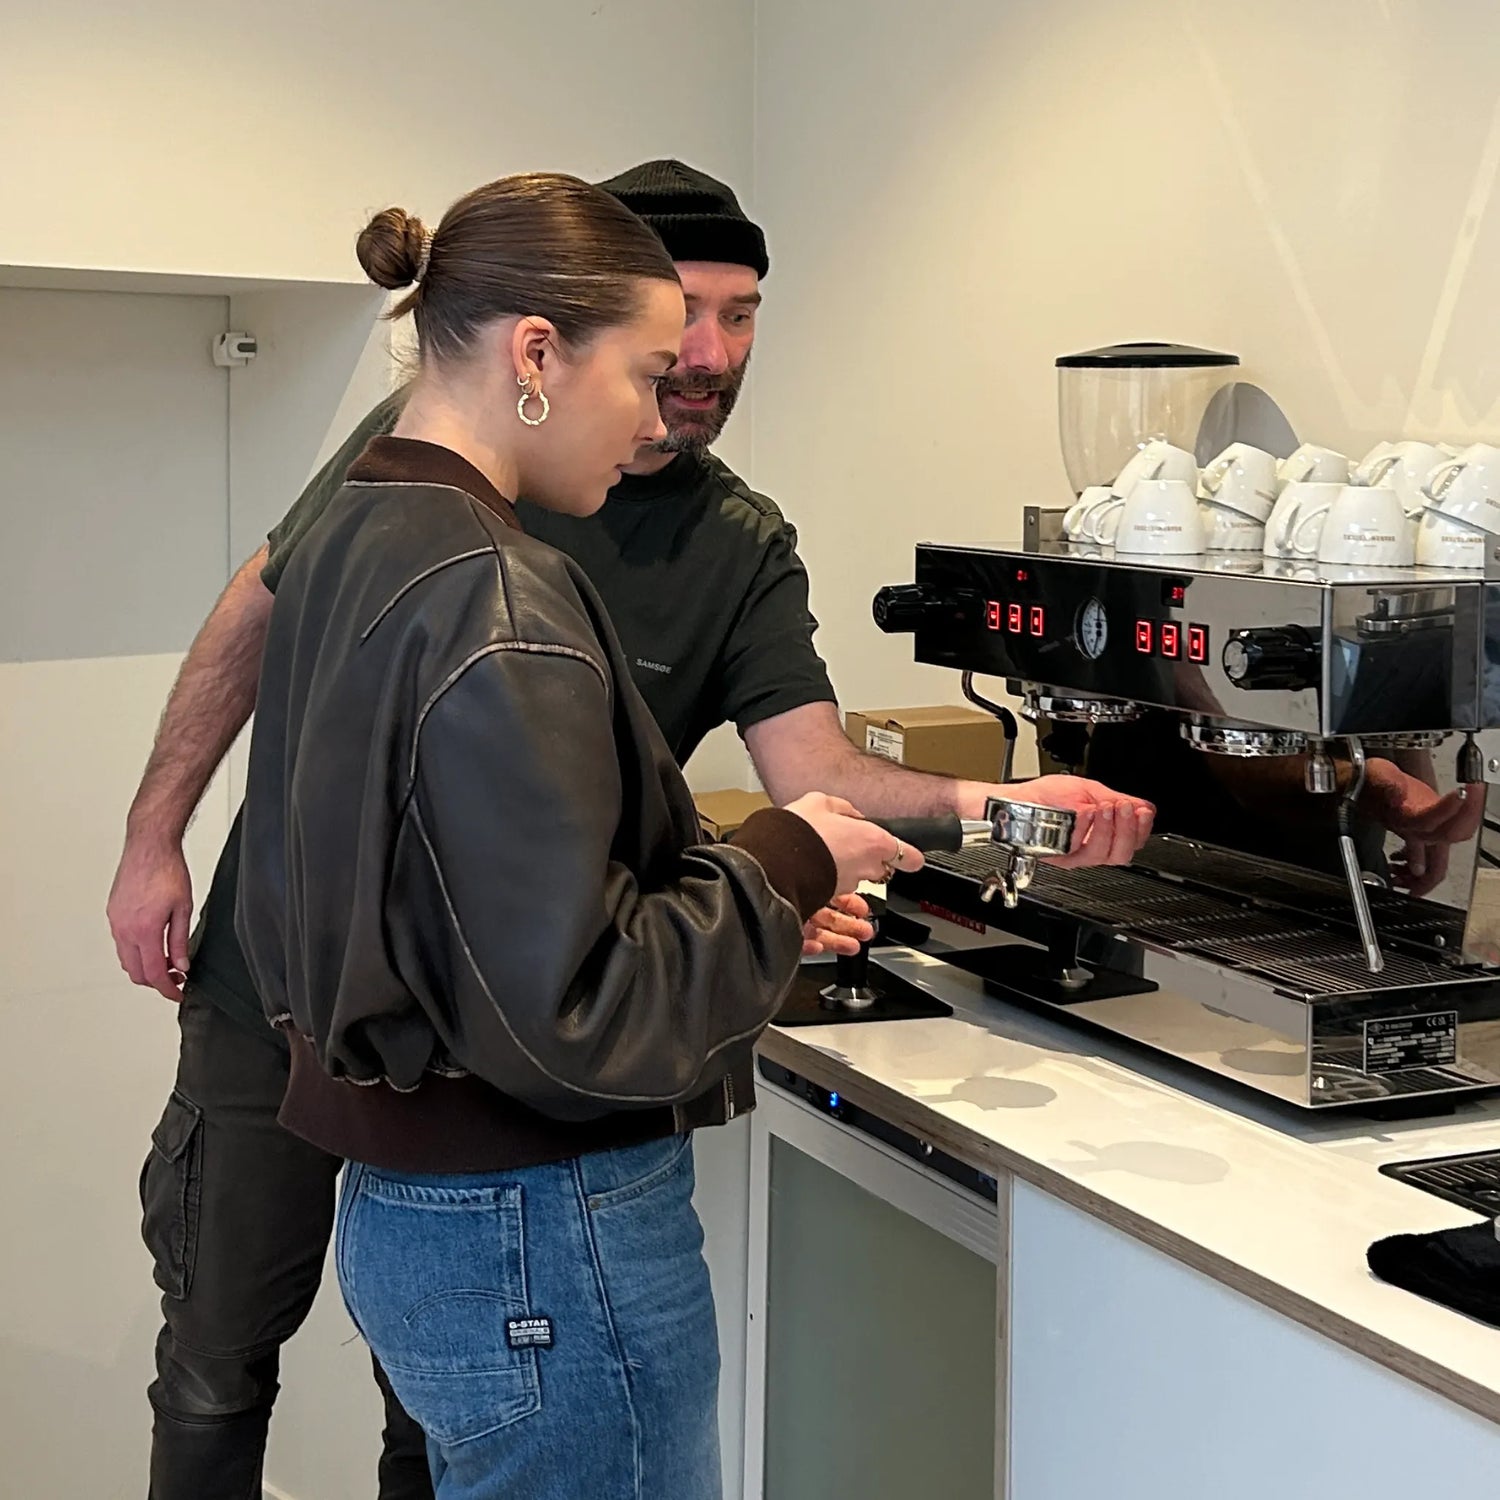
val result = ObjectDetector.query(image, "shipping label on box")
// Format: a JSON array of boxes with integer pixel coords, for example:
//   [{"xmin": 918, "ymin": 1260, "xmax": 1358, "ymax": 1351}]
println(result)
[{"xmin": 845, "ymin": 706, "xmax": 1007, "ymax": 783}]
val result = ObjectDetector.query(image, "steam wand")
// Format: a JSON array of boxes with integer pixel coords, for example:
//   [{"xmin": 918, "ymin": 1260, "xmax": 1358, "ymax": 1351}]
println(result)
[{"xmin": 1338, "ymin": 739, "xmax": 1384, "ymax": 975}]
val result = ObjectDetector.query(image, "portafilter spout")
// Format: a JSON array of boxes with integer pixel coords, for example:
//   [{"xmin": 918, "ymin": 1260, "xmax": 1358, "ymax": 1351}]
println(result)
[{"xmin": 977, "ymin": 796, "xmax": 1076, "ymax": 908}]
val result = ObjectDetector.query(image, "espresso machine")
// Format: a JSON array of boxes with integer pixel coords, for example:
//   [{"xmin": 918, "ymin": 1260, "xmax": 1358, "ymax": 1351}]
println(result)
[{"xmin": 865, "ymin": 346, "xmax": 1500, "ymax": 1111}]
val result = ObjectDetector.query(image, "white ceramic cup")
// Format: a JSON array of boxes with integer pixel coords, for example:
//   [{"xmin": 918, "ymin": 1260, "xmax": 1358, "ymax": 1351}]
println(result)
[
  {"xmin": 1199, "ymin": 442, "xmax": 1278, "ymax": 522},
  {"xmin": 1200, "ymin": 498, "xmax": 1265, "ymax": 551},
  {"xmin": 1112, "ymin": 439, "xmax": 1199, "ymax": 496},
  {"xmin": 1355, "ymin": 441, "xmax": 1399, "ymax": 477},
  {"xmin": 1063, "ymin": 485, "xmax": 1118, "ymax": 542},
  {"xmin": 1265, "ymin": 480, "xmax": 1344, "ymax": 558},
  {"xmin": 1416, "ymin": 509, "xmax": 1489, "ymax": 569},
  {"xmin": 1315, "ymin": 484, "xmax": 1414, "ymax": 566},
  {"xmin": 1423, "ymin": 443, "xmax": 1500, "ymax": 533},
  {"xmin": 1355, "ymin": 440, "xmax": 1448, "ymax": 519},
  {"xmin": 1113, "ymin": 479, "xmax": 1205, "ymax": 554},
  {"xmin": 1277, "ymin": 443, "xmax": 1351, "ymax": 492}
]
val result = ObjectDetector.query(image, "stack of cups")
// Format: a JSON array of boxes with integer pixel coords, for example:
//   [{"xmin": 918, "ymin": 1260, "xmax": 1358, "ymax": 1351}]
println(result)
[
  {"xmin": 1263, "ymin": 445, "xmax": 1351, "ymax": 561},
  {"xmin": 1354, "ymin": 441, "xmax": 1449, "ymax": 519},
  {"xmin": 1062, "ymin": 439, "xmax": 1200, "ymax": 549},
  {"xmin": 1261, "ymin": 442, "xmax": 1421, "ymax": 567},
  {"xmin": 1197, "ymin": 443, "xmax": 1278, "ymax": 550},
  {"xmin": 1415, "ymin": 444, "xmax": 1500, "ymax": 569}
]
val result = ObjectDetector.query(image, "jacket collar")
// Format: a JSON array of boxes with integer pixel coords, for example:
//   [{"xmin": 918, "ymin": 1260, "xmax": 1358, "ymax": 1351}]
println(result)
[{"xmin": 349, "ymin": 436, "xmax": 521, "ymax": 531}]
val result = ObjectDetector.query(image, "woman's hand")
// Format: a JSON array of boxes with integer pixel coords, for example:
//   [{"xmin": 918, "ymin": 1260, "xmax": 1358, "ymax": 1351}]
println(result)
[
  {"xmin": 801, "ymin": 893, "xmax": 874, "ymax": 957},
  {"xmin": 785, "ymin": 792, "xmax": 925, "ymax": 893}
]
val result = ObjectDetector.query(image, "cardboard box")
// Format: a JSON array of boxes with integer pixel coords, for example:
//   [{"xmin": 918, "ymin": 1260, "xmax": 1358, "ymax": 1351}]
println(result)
[
  {"xmin": 845, "ymin": 705, "xmax": 1007, "ymax": 784},
  {"xmin": 693, "ymin": 788, "xmax": 771, "ymax": 841}
]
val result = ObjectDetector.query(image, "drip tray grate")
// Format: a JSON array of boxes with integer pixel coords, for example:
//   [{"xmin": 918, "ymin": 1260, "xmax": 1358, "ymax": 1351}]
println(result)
[
  {"xmin": 922, "ymin": 847, "xmax": 1484, "ymax": 998},
  {"xmin": 1381, "ymin": 1150, "xmax": 1500, "ymax": 1216}
]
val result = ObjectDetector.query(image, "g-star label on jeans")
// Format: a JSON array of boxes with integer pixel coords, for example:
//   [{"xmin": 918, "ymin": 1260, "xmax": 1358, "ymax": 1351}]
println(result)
[{"xmin": 505, "ymin": 1318, "xmax": 554, "ymax": 1350}]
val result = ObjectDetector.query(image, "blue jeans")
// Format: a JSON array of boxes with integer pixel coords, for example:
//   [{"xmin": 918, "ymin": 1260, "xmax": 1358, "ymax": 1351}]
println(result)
[{"xmin": 335, "ymin": 1133, "xmax": 722, "ymax": 1500}]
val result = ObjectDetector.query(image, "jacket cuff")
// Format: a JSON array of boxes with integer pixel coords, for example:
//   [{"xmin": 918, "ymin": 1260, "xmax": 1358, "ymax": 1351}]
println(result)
[{"xmin": 729, "ymin": 807, "xmax": 837, "ymax": 922}]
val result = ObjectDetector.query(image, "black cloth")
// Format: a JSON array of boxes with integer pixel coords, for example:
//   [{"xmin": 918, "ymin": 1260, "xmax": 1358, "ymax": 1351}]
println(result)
[
  {"xmin": 192, "ymin": 389, "xmax": 835, "ymax": 1039},
  {"xmin": 598, "ymin": 157, "xmax": 769, "ymax": 276},
  {"xmin": 1367, "ymin": 1221, "xmax": 1500, "ymax": 1328},
  {"xmin": 140, "ymin": 991, "xmax": 431, "ymax": 1500}
]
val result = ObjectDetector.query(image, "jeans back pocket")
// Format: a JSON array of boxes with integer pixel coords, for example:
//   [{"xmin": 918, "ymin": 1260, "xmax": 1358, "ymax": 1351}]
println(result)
[
  {"xmin": 338, "ymin": 1172, "xmax": 542, "ymax": 1445},
  {"xmin": 139, "ymin": 1090, "xmax": 204, "ymax": 1300}
]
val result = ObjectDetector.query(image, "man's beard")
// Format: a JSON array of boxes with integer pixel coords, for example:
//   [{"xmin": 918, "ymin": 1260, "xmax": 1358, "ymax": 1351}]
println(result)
[{"xmin": 651, "ymin": 350, "xmax": 751, "ymax": 456}]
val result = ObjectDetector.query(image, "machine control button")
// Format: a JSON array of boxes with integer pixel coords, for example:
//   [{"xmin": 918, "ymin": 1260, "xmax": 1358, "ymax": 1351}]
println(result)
[{"xmin": 1222, "ymin": 625, "xmax": 1318, "ymax": 691}]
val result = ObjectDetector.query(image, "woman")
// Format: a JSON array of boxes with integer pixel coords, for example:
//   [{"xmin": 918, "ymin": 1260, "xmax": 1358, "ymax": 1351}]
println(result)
[{"xmin": 234, "ymin": 173, "xmax": 917, "ymax": 1499}]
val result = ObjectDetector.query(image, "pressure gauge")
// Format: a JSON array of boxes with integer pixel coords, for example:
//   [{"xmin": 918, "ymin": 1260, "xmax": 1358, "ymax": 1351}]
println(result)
[{"xmin": 1076, "ymin": 597, "xmax": 1108, "ymax": 659}]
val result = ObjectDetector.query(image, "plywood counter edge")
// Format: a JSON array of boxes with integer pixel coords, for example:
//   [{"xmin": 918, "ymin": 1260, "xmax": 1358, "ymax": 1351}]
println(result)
[{"xmin": 756, "ymin": 1025, "xmax": 1500, "ymax": 1429}]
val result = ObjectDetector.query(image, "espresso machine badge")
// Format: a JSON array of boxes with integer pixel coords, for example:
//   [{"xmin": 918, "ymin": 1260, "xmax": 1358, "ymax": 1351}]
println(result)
[{"xmin": 1362, "ymin": 1013, "xmax": 1459, "ymax": 1076}]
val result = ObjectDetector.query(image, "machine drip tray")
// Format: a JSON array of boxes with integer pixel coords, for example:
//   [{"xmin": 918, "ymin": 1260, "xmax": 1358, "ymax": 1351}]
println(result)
[
  {"xmin": 1380, "ymin": 1151, "xmax": 1500, "ymax": 1217},
  {"xmin": 942, "ymin": 943, "xmax": 1158, "ymax": 1007}
]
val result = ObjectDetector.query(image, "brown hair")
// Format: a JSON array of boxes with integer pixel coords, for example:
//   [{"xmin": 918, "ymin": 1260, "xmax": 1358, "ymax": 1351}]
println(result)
[{"xmin": 356, "ymin": 172, "xmax": 680, "ymax": 362}]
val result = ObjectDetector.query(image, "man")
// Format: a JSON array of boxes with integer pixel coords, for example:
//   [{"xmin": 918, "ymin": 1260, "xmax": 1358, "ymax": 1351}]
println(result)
[{"xmin": 109, "ymin": 160, "xmax": 1153, "ymax": 1500}]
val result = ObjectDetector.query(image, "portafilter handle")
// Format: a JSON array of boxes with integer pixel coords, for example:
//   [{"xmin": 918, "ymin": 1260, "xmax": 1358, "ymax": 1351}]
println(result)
[{"xmin": 868, "ymin": 813, "xmax": 996, "ymax": 853}]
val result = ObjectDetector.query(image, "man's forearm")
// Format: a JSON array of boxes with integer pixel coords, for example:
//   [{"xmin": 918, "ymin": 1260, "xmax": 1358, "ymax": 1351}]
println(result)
[
  {"xmin": 125, "ymin": 546, "xmax": 274, "ymax": 845},
  {"xmin": 747, "ymin": 702, "xmax": 992, "ymax": 818},
  {"xmin": 759, "ymin": 731, "xmax": 979, "ymax": 818}
]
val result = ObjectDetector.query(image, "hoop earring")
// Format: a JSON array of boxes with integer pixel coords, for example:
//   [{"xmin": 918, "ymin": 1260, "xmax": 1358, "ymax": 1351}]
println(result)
[{"xmin": 517, "ymin": 374, "xmax": 550, "ymax": 427}]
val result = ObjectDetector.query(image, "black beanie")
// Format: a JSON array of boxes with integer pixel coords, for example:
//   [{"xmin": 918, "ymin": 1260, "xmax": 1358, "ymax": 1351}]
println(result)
[{"xmin": 597, "ymin": 159, "xmax": 769, "ymax": 278}]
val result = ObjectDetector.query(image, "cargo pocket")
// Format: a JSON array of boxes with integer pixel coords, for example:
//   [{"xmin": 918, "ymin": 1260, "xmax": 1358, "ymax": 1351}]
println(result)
[{"xmin": 139, "ymin": 1090, "xmax": 204, "ymax": 1300}]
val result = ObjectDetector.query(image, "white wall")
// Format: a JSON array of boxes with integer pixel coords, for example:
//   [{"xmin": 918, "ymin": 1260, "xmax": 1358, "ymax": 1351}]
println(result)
[
  {"xmin": 5, "ymin": 0, "xmax": 761, "ymax": 790},
  {"xmin": 751, "ymin": 0, "xmax": 1500, "ymax": 716},
  {"xmin": 3, "ymin": 4, "xmax": 756, "ymax": 1498},
  {"xmin": 5, "ymin": 0, "xmax": 751, "ymax": 286},
  {"xmin": 0, "ymin": 288, "xmax": 239, "ymax": 1500}
]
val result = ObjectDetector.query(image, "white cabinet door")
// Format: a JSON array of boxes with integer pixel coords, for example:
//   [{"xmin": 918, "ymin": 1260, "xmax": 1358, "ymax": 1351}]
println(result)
[
  {"xmin": 0, "ymin": 286, "xmax": 231, "ymax": 1500},
  {"xmin": 1008, "ymin": 1181, "xmax": 1500, "ymax": 1499}
]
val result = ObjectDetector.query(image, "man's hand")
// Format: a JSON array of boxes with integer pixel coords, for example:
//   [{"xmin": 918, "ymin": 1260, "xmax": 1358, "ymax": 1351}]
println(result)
[
  {"xmin": 107, "ymin": 837, "xmax": 193, "ymax": 1001},
  {"xmin": 957, "ymin": 774, "xmax": 1155, "ymax": 867},
  {"xmin": 1363, "ymin": 760, "xmax": 1483, "ymax": 896},
  {"xmin": 104, "ymin": 542, "xmax": 271, "ymax": 1002},
  {"xmin": 801, "ymin": 893, "xmax": 874, "ymax": 957}
]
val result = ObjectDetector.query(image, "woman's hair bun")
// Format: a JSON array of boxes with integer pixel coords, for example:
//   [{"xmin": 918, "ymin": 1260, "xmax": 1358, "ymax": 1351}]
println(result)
[{"xmin": 356, "ymin": 207, "xmax": 429, "ymax": 290}]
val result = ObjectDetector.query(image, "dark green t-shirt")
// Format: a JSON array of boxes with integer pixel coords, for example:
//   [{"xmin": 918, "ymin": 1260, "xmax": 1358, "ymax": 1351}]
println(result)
[{"xmin": 191, "ymin": 388, "xmax": 837, "ymax": 1034}]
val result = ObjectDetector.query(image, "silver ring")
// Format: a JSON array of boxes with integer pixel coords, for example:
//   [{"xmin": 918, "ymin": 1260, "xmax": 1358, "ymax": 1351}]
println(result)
[{"xmin": 890, "ymin": 844, "xmax": 904, "ymax": 868}]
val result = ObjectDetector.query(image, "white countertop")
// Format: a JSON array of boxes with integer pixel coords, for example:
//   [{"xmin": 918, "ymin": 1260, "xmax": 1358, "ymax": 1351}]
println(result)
[{"xmin": 760, "ymin": 945, "xmax": 1500, "ymax": 1424}]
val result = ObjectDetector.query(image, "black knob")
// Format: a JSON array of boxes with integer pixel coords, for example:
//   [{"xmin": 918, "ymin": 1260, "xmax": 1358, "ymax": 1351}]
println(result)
[
  {"xmin": 1222, "ymin": 625, "xmax": 1318, "ymax": 692},
  {"xmin": 872, "ymin": 584, "xmax": 981, "ymax": 633}
]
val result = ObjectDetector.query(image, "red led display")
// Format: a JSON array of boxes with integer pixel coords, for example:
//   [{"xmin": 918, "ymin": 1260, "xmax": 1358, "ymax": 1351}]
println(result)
[
  {"xmin": 1015, "ymin": 567, "xmax": 1031, "ymax": 583},
  {"xmin": 1007, "ymin": 603, "xmax": 1024, "ymax": 634},
  {"xmin": 986, "ymin": 600, "xmax": 1003, "ymax": 632},
  {"xmin": 1135, "ymin": 619, "xmax": 1154, "ymax": 654},
  {"xmin": 1029, "ymin": 605, "xmax": 1046, "ymax": 637},
  {"xmin": 1160, "ymin": 622, "xmax": 1181, "ymax": 660},
  {"xmin": 1187, "ymin": 624, "xmax": 1209, "ymax": 664},
  {"xmin": 1167, "ymin": 583, "xmax": 1187, "ymax": 606}
]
